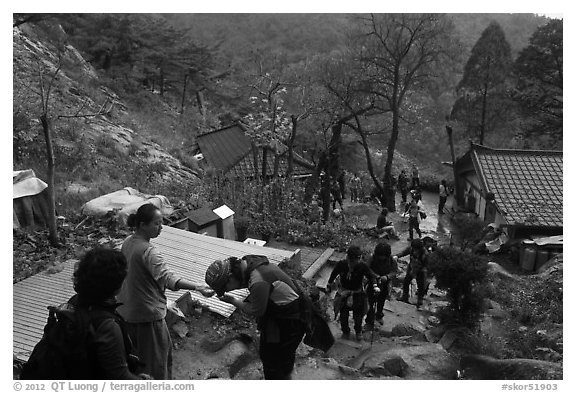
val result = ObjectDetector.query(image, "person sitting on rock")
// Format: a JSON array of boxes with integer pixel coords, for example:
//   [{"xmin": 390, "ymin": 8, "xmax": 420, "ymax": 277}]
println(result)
[
  {"xmin": 365, "ymin": 242, "xmax": 398, "ymax": 328},
  {"xmin": 375, "ymin": 208, "xmax": 400, "ymax": 240},
  {"xmin": 395, "ymin": 238, "xmax": 430, "ymax": 310},
  {"xmin": 326, "ymin": 246, "xmax": 379, "ymax": 341}
]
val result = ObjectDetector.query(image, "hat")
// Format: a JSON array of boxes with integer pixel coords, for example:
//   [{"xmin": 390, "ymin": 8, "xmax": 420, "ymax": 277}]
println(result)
[
  {"xmin": 347, "ymin": 245, "xmax": 362, "ymax": 259},
  {"xmin": 374, "ymin": 242, "xmax": 391, "ymax": 257},
  {"xmin": 205, "ymin": 259, "xmax": 231, "ymax": 296},
  {"xmin": 411, "ymin": 238, "xmax": 424, "ymax": 249}
]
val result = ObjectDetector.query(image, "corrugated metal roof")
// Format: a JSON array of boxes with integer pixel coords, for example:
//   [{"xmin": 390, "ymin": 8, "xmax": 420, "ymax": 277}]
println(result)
[
  {"xmin": 187, "ymin": 206, "xmax": 220, "ymax": 226},
  {"xmin": 13, "ymin": 226, "xmax": 295, "ymax": 362},
  {"xmin": 197, "ymin": 125, "xmax": 252, "ymax": 173},
  {"xmin": 472, "ymin": 146, "xmax": 563, "ymax": 227}
]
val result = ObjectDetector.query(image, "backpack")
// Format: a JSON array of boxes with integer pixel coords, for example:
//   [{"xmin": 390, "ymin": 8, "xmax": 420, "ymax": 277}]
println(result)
[{"xmin": 20, "ymin": 301, "xmax": 138, "ymax": 380}]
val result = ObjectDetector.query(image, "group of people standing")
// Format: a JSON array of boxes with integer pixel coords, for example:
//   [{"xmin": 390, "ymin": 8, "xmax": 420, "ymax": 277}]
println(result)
[{"xmin": 325, "ymin": 237, "xmax": 433, "ymax": 341}]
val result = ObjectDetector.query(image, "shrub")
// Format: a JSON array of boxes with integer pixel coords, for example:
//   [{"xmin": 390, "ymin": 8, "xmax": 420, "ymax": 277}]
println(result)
[
  {"xmin": 451, "ymin": 213, "xmax": 485, "ymax": 250},
  {"xmin": 428, "ymin": 247, "xmax": 489, "ymax": 329}
]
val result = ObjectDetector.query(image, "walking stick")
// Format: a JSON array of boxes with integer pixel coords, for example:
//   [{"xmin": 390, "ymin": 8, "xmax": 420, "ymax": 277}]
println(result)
[{"xmin": 369, "ymin": 294, "xmax": 378, "ymax": 348}]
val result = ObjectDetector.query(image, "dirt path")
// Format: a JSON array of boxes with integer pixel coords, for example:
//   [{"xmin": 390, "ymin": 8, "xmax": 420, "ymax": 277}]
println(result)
[{"xmin": 170, "ymin": 191, "xmax": 462, "ymax": 380}]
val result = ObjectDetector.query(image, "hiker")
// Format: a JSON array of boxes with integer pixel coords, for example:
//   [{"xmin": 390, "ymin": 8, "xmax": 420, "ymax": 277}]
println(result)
[
  {"xmin": 397, "ymin": 170, "xmax": 409, "ymax": 204},
  {"xmin": 331, "ymin": 179, "xmax": 344, "ymax": 210},
  {"xmin": 337, "ymin": 170, "xmax": 347, "ymax": 200},
  {"xmin": 326, "ymin": 245, "xmax": 379, "ymax": 341},
  {"xmin": 396, "ymin": 238, "xmax": 430, "ymax": 310},
  {"xmin": 205, "ymin": 255, "xmax": 306, "ymax": 380},
  {"xmin": 406, "ymin": 197, "xmax": 424, "ymax": 240},
  {"xmin": 21, "ymin": 248, "xmax": 152, "ymax": 380},
  {"xmin": 349, "ymin": 173, "xmax": 361, "ymax": 203},
  {"xmin": 375, "ymin": 208, "xmax": 400, "ymax": 240},
  {"xmin": 438, "ymin": 179, "xmax": 448, "ymax": 214},
  {"xmin": 365, "ymin": 242, "xmax": 398, "ymax": 328},
  {"xmin": 117, "ymin": 203, "xmax": 214, "ymax": 380},
  {"xmin": 411, "ymin": 165, "xmax": 420, "ymax": 189}
]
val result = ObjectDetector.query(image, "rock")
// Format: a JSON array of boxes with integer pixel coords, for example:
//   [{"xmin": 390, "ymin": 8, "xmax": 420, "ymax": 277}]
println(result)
[
  {"xmin": 459, "ymin": 354, "xmax": 563, "ymax": 380},
  {"xmin": 424, "ymin": 326, "xmax": 444, "ymax": 343},
  {"xmin": 534, "ymin": 347, "xmax": 562, "ymax": 362},
  {"xmin": 427, "ymin": 316, "xmax": 441, "ymax": 326},
  {"xmin": 438, "ymin": 327, "xmax": 475, "ymax": 351},
  {"xmin": 171, "ymin": 320, "xmax": 189, "ymax": 338},
  {"xmin": 391, "ymin": 323, "xmax": 421, "ymax": 337},
  {"xmin": 487, "ymin": 262, "xmax": 517, "ymax": 280},
  {"xmin": 382, "ymin": 356, "xmax": 409, "ymax": 377},
  {"xmin": 536, "ymin": 257, "xmax": 562, "ymax": 274}
]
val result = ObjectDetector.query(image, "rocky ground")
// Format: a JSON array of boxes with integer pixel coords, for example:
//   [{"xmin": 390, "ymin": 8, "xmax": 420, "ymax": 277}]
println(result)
[{"xmin": 13, "ymin": 191, "xmax": 562, "ymax": 380}]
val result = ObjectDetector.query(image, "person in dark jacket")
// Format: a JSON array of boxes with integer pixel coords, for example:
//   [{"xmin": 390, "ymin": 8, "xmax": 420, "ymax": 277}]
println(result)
[
  {"xmin": 326, "ymin": 246, "xmax": 379, "ymax": 341},
  {"xmin": 205, "ymin": 255, "xmax": 306, "ymax": 380},
  {"xmin": 396, "ymin": 238, "xmax": 430, "ymax": 310},
  {"xmin": 73, "ymin": 248, "xmax": 152, "ymax": 380},
  {"xmin": 376, "ymin": 208, "xmax": 400, "ymax": 240},
  {"xmin": 397, "ymin": 170, "xmax": 409, "ymax": 203},
  {"xmin": 365, "ymin": 242, "xmax": 398, "ymax": 328}
]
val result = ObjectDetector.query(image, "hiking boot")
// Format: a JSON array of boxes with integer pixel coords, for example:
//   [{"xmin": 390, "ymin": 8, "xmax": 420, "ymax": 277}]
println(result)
[{"xmin": 355, "ymin": 332, "xmax": 363, "ymax": 341}]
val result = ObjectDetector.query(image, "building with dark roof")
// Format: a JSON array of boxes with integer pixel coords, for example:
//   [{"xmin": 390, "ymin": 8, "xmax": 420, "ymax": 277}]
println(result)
[
  {"xmin": 454, "ymin": 143, "xmax": 562, "ymax": 238},
  {"xmin": 194, "ymin": 124, "xmax": 314, "ymax": 179}
]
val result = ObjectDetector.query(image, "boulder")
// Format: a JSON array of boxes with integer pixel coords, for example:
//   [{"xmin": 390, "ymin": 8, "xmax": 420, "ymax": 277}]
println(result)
[{"xmin": 459, "ymin": 354, "xmax": 562, "ymax": 380}]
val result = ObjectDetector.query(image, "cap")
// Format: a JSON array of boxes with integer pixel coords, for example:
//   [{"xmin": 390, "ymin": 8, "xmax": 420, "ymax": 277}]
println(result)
[
  {"xmin": 411, "ymin": 238, "xmax": 424, "ymax": 249},
  {"xmin": 347, "ymin": 245, "xmax": 362, "ymax": 259},
  {"xmin": 205, "ymin": 259, "xmax": 231, "ymax": 296}
]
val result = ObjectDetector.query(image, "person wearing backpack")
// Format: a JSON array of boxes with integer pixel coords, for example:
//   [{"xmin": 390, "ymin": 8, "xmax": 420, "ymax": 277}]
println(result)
[
  {"xmin": 205, "ymin": 255, "xmax": 307, "ymax": 380},
  {"xmin": 365, "ymin": 242, "xmax": 398, "ymax": 329},
  {"xmin": 21, "ymin": 248, "xmax": 151, "ymax": 380},
  {"xmin": 326, "ymin": 246, "xmax": 379, "ymax": 341},
  {"xmin": 117, "ymin": 204, "xmax": 214, "ymax": 380},
  {"xmin": 396, "ymin": 238, "xmax": 430, "ymax": 310}
]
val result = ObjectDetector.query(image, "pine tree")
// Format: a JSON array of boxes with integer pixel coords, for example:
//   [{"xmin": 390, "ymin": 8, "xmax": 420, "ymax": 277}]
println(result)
[
  {"xmin": 451, "ymin": 21, "xmax": 514, "ymax": 145},
  {"xmin": 513, "ymin": 19, "xmax": 563, "ymax": 149}
]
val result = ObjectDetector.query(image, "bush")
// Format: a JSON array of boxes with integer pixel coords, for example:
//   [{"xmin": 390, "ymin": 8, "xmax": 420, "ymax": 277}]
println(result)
[
  {"xmin": 428, "ymin": 247, "xmax": 489, "ymax": 328},
  {"xmin": 451, "ymin": 213, "xmax": 485, "ymax": 250}
]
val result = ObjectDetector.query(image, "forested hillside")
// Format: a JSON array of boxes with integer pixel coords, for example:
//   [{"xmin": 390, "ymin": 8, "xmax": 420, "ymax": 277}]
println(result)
[{"xmin": 13, "ymin": 13, "xmax": 561, "ymax": 218}]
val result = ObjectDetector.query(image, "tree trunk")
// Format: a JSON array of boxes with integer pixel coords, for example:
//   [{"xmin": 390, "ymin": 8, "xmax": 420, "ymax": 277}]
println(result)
[
  {"xmin": 286, "ymin": 115, "xmax": 298, "ymax": 178},
  {"xmin": 318, "ymin": 152, "xmax": 331, "ymax": 223},
  {"xmin": 261, "ymin": 148, "xmax": 269, "ymax": 185},
  {"xmin": 356, "ymin": 121, "xmax": 385, "ymax": 206},
  {"xmin": 196, "ymin": 90, "xmax": 205, "ymax": 117},
  {"xmin": 383, "ymin": 82, "xmax": 401, "ymax": 212},
  {"xmin": 480, "ymin": 83, "xmax": 488, "ymax": 145},
  {"xmin": 251, "ymin": 142, "xmax": 260, "ymax": 182},
  {"xmin": 40, "ymin": 114, "xmax": 60, "ymax": 246},
  {"xmin": 180, "ymin": 74, "xmax": 188, "ymax": 114}
]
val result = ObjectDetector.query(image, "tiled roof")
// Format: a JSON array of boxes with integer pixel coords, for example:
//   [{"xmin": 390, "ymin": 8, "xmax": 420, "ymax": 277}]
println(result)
[
  {"xmin": 198, "ymin": 124, "xmax": 313, "ymax": 178},
  {"xmin": 472, "ymin": 145, "xmax": 563, "ymax": 227}
]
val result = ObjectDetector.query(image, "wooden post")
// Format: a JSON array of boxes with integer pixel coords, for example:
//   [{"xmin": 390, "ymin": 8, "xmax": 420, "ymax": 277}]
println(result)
[{"xmin": 446, "ymin": 125, "xmax": 460, "ymax": 207}]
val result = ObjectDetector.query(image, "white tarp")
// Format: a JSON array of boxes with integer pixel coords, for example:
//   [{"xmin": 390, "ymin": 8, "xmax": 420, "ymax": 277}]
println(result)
[
  {"xmin": 81, "ymin": 187, "xmax": 174, "ymax": 224},
  {"xmin": 13, "ymin": 170, "xmax": 47, "ymax": 199}
]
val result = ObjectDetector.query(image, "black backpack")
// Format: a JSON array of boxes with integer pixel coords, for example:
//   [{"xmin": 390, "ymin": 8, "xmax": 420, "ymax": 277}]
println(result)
[{"xmin": 20, "ymin": 301, "xmax": 137, "ymax": 380}]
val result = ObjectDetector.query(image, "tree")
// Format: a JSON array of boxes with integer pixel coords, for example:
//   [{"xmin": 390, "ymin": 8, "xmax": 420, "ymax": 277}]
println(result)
[
  {"xmin": 352, "ymin": 14, "xmax": 456, "ymax": 211},
  {"xmin": 451, "ymin": 21, "xmax": 514, "ymax": 145},
  {"xmin": 513, "ymin": 19, "xmax": 563, "ymax": 149}
]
